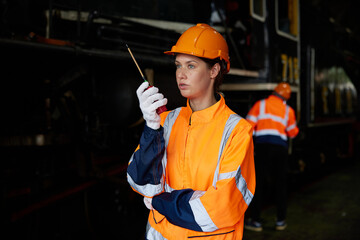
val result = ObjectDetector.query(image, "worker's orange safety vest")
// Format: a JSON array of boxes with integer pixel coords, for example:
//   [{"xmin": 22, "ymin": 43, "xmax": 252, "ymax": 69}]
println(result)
[{"xmin": 246, "ymin": 95, "xmax": 299, "ymax": 147}]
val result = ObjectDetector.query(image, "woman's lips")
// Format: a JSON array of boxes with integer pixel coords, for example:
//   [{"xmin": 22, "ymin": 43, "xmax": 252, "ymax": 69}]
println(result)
[{"xmin": 178, "ymin": 83, "xmax": 188, "ymax": 90}]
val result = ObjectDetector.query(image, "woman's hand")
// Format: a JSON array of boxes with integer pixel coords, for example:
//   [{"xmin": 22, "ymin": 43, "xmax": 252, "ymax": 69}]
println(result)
[{"xmin": 136, "ymin": 82, "xmax": 168, "ymax": 130}]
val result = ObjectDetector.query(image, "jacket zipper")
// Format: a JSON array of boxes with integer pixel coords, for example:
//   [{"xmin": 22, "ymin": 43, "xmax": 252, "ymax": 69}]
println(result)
[{"xmin": 182, "ymin": 115, "xmax": 192, "ymax": 188}]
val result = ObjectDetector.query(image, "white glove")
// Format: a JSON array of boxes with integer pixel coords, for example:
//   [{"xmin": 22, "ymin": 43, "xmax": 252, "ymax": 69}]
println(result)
[
  {"xmin": 143, "ymin": 197, "xmax": 154, "ymax": 210},
  {"xmin": 136, "ymin": 82, "xmax": 168, "ymax": 130}
]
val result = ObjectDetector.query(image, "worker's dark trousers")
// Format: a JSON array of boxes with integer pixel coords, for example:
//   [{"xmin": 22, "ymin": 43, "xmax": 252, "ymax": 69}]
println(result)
[{"xmin": 248, "ymin": 143, "xmax": 289, "ymax": 222}]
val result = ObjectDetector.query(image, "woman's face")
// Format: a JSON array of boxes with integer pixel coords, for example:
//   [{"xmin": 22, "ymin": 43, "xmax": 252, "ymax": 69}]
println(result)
[{"xmin": 175, "ymin": 53, "xmax": 215, "ymax": 101}]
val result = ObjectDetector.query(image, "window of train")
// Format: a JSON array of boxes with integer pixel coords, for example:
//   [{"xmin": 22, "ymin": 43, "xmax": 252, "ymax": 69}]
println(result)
[
  {"xmin": 251, "ymin": 0, "xmax": 266, "ymax": 22},
  {"xmin": 276, "ymin": 0, "xmax": 299, "ymax": 40}
]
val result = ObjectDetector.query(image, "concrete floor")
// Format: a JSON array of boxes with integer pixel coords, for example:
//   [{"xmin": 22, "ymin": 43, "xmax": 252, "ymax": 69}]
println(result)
[{"xmin": 243, "ymin": 159, "xmax": 360, "ymax": 240}]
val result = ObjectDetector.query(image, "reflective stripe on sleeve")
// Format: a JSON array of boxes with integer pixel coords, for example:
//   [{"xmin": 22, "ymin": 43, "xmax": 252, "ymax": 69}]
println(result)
[
  {"xmin": 286, "ymin": 122, "xmax": 297, "ymax": 131},
  {"xmin": 127, "ymin": 108, "xmax": 181, "ymax": 197},
  {"xmin": 236, "ymin": 169, "xmax": 254, "ymax": 206},
  {"xmin": 219, "ymin": 168, "xmax": 254, "ymax": 206},
  {"xmin": 127, "ymin": 173, "xmax": 164, "ymax": 197},
  {"xmin": 189, "ymin": 190, "xmax": 218, "ymax": 232},
  {"xmin": 246, "ymin": 114, "xmax": 257, "ymax": 123},
  {"xmin": 218, "ymin": 170, "xmax": 237, "ymax": 181}
]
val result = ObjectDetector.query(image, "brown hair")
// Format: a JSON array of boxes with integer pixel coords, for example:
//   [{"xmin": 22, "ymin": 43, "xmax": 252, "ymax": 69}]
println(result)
[{"xmin": 200, "ymin": 57, "xmax": 227, "ymax": 93}]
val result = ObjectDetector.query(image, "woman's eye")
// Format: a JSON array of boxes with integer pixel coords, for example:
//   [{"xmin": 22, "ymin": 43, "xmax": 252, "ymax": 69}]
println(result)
[
  {"xmin": 175, "ymin": 64, "xmax": 181, "ymax": 69},
  {"xmin": 188, "ymin": 64, "xmax": 195, "ymax": 69}
]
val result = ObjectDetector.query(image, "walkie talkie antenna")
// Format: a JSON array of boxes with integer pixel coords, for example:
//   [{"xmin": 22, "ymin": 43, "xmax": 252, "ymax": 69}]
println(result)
[
  {"xmin": 126, "ymin": 44, "xmax": 147, "ymax": 82},
  {"xmin": 125, "ymin": 44, "xmax": 167, "ymax": 114}
]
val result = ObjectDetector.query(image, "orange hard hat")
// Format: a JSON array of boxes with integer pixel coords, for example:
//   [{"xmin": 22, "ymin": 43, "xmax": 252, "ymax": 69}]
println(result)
[
  {"xmin": 274, "ymin": 82, "xmax": 291, "ymax": 100},
  {"xmin": 164, "ymin": 23, "xmax": 230, "ymax": 73}
]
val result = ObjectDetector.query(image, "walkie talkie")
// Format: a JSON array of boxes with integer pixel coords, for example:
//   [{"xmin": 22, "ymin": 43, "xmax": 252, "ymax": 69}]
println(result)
[{"xmin": 126, "ymin": 44, "xmax": 167, "ymax": 114}]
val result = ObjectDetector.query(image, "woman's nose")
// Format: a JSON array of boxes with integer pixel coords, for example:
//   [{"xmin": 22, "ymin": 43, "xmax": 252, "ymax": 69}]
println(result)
[{"xmin": 176, "ymin": 69, "xmax": 186, "ymax": 80}]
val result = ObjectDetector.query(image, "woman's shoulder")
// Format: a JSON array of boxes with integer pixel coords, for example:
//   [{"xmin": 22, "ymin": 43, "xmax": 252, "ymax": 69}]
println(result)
[
  {"xmin": 160, "ymin": 106, "xmax": 185, "ymax": 125},
  {"xmin": 222, "ymin": 106, "xmax": 252, "ymax": 130},
  {"xmin": 227, "ymin": 111, "xmax": 253, "ymax": 134}
]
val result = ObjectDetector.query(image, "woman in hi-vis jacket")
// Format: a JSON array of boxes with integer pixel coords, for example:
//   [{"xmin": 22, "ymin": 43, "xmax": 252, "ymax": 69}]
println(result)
[{"xmin": 127, "ymin": 23, "xmax": 256, "ymax": 240}]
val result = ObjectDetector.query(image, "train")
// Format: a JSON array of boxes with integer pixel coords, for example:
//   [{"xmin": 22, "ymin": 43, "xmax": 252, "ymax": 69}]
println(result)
[{"xmin": 1, "ymin": 0, "xmax": 359, "ymax": 239}]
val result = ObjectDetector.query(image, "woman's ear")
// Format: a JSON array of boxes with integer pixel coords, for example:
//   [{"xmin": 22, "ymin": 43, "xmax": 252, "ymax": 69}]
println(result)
[{"xmin": 210, "ymin": 63, "xmax": 221, "ymax": 79}]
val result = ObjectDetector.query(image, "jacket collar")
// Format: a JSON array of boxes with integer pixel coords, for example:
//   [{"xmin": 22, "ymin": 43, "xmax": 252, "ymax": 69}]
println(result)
[
  {"xmin": 268, "ymin": 94, "xmax": 286, "ymax": 104},
  {"xmin": 183, "ymin": 94, "xmax": 226, "ymax": 123}
]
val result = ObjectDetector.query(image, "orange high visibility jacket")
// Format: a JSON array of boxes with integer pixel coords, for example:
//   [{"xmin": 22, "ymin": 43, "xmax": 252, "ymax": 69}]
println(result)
[
  {"xmin": 246, "ymin": 95, "xmax": 299, "ymax": 147},
  {"xmin": 127, "ymin": 94, "xmax": 255, "ymax": 239}
]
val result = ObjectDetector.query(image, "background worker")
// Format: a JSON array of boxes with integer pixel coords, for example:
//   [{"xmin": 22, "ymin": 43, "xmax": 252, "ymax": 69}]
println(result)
[
  {"xmin": 244, "ymin": 82, "xmax": 299, "ymax": 232},
  {"xmin": 127, "ymin": 23, "xmax": 256, "ymax": 239}
]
